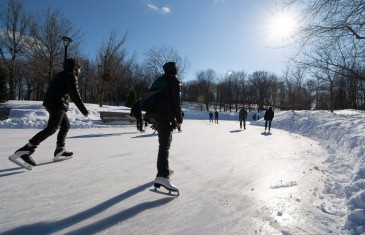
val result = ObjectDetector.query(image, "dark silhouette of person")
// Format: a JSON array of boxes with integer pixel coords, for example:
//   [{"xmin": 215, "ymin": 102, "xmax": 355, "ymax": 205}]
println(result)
[
  {"xmin": 9, "ymin": 59, "xmax": 89, "ymax": 170},
  {"xmin": 264, "ymin": 106, "xmax": 275, "ymax": 132},
  {"xmin": 214, "ymin": 110, "xmax": 219, "ymax": 124},
  {"xmin": 145, "ymin": 62, "xmax": 182, "ymax": 192},
  {"xmin": 130, "ymin": 100, "xmax": 144, "ymax": 132},
  {"xmin": 239, "ymin": 107, "xmax": 247, "ymax": 130},
  {"xmin": 178, "ymin": 111, "xmax": 184, "ymax": 132},
  {"xmin": 209, "ymin": 111, "xmax": 213, "ymax": 123}
]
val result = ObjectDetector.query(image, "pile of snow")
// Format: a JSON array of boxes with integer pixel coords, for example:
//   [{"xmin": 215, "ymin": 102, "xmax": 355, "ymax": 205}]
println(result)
[
  {"xmin": 252, "ymin": 110, "xmax": 365, "ymax": 234},
  {"xmin": 1, "ymin": 100, "xmax": 365, "ymax": 234}
]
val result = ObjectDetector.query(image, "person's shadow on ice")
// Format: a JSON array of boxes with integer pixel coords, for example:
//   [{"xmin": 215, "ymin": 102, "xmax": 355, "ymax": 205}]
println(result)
[{"xmin": 1, "ymin": 181, "xmax": 175, "ymax": 235}]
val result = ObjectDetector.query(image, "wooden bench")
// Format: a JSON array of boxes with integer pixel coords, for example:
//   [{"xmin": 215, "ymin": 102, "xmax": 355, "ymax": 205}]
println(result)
[
  {"xmin": 99, "ymin": 111, "xmax": 136, "ymax": 123},
  {"xmin": 0, "ymin": 106, "xmax": 11, "ymax": 121}
]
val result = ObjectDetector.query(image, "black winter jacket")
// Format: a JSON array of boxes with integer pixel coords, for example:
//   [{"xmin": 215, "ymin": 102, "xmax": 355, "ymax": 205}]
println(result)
[
  {"xmin": 43, "ymin": 70, "xmax": 88, "ymax": 115},
  {"xmin": 264, "ymin": 109, "xmax": 274, "ymax": 121},
  {"xmin": 130, "ymin": 101, "xmax": 142, "ymax": 118},
  {"xmin": 150, "ymin": 74, "xmax": 183, "ymax": 124}
]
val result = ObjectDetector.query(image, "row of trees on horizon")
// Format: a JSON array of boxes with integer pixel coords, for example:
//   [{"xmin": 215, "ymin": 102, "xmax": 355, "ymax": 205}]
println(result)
[{"xmin": 1, "ymin": 0, "xmax": 365, "ymax": 113}]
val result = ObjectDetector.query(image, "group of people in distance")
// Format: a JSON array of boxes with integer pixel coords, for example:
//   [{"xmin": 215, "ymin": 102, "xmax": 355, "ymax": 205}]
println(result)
[
  {"xmin": 9, "ymin": 59, "xmax": 182, "ymax": 193},
  {"xmin": 238, "ymin": 106, "xmax": 275, "ymax": 132},
  {"xmin": 209, "ymin": 106, "xmax": 274, "ymax": 132},
  {"xmin": 209, "ymin": 110, "xmax": 219, "ymax": 124}
]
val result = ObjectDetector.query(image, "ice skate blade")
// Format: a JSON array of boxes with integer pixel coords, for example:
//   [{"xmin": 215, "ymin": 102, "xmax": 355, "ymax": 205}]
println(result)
[
  {"xmin": 153, "ymin": 183, "xmax": 179, "ymax": 194},
  {"xmin": 150, "ymin": 188, "xmax": 179, "ymax": 196},
  {"xmin": 8, "ymin": 154, "xmax": 32, "ymax": 170},
  {"xmin": 53, "ymin": 156, "xmax": 73, "ymax": 162}
]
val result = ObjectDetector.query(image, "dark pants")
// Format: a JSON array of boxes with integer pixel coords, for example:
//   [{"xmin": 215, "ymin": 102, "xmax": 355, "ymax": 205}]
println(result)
[
  {"xmin": 29, "ymin": 109, "xmax": 70, "ymax": 147},
  {"xmin": 150, "ymin": 117, "xmax": 172, "ymax": 178},
  {"xmin": 265, "ymin": 120, "xmax": 272, "ymax": 130},
  {"xmin": 240, "ymin": 119, "xmax": 246, "ymax": 129},
  {"xmin": 136, "ymin": 116, "xmax": 143, "ymax": 131}
]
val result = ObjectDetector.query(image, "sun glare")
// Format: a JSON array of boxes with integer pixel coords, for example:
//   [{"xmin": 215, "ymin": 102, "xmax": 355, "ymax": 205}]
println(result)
[{"xmin": 268, "ymin": 10, "xmax": 298, "ymax": 43}]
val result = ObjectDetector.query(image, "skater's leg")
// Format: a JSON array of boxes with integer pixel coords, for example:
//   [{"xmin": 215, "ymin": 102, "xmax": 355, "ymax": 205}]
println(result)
[
  {"xmin": 137, "ymin": 117, "xmax": 143, "ymax": 131},
  {"xmin": 29, "ymin": 109, "xmax": 65, "ymax": 146},
  {"xmin": 56, "ymin": 112, "xmax": 70, "ymax": 147},
  {"xmin": 10, "ymin": 109, "xmax": 63, "ymax": 168},
  {"xmin": 243, "ymin": 120, "xmax": 246, "ymax": 129},
  {"xmin": 155, "ymin": 120, "xmax": 172, "ymax": 178},
  {"xmin": 264, "ymin": 120, "xmax": 268, "ymax": 130},
  {"xmin": 268, "ymin": 121, "xmax": 272, "ymax": 131}
]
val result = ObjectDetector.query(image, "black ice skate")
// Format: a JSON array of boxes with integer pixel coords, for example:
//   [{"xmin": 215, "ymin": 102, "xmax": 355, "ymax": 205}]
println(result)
[
  {"xmin": 8, "ymin": 144, "xmax": 37, "ymax": 170},
  {"xmin": 53, "ymin": 147, "xmax": 73, "ymax": 162}
]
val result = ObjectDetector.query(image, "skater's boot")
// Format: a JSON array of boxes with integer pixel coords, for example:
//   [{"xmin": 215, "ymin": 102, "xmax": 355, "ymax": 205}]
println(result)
[
  {"xmin": 154, "ymin": 177, "xmax": 178, "ymax": 192},
  {"xmin": 53, "ymin": 147, "xmax": 73, "ymax": 162},
  {"xmin": 16, "ymin": 144, "xmax": 37, "ymax": 166},
  {"xmin": 8, "ymin": 143, "xmax": 37, "ymax": 170}
]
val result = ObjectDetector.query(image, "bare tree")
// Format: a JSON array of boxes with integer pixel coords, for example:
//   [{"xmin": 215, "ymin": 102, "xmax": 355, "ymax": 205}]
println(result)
[
  {"xmin": 196, "ymin": 69, "xmax": 216, "ymax": 111},
  {"xmin": 284, "ymin": 67, "xmax": 304, "ymax": 111},
  {"xmin": 25, "ymin": 8, "xmax": 82, "ymax": 100},
  {"xmin": 230, "ymin": 70, "xmax": 247, "ymax": 111},
  {"xmin": 96, "ymin": 31, "xmax": 130, "ymax": 107},
  {"xmin": 279, "ymin": 0, "xmax": 365, "ymax": 82},
  {"xmin": 248, "ymin": 71, "xmax": 273, "ymax": 110},
  {"xmin": 0, "ymin": 0, "xmax": 30, "ymax": 100},
  {"xmin": 143, "ymin": 45, "xmax": 190, "ymax": 80}
]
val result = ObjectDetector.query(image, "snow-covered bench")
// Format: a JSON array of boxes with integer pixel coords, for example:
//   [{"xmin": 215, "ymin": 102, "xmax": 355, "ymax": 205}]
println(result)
[
  {"xmin": 0, "ymin": 106, "xmax": 11, "ymax": 121},
  {"xmin": 99, "ymin": 111, "xmax": 136, "ymax": 123}
]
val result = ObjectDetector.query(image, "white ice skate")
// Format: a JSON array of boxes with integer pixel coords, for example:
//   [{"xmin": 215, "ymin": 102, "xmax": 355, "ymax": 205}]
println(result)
[
  {"xmin": 153, "ymin": 177, "xmax": 179, "ymax": 195},
  {"xmin": 8, "ymin": 144, "xmax": 37, "ymax": 170},
  {"xmin": 8, "ymin": 152, "xmax": 34, "ymax": 170}
]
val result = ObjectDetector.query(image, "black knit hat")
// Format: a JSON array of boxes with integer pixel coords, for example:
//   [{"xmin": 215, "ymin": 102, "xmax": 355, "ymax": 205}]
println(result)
[
  {"xmin": 63, "ymin": 58, "xmax": 81, "ymax": 72},
  {"xmin": 163, "ymin": 62, "xmax": 178, "ymax": 75}
]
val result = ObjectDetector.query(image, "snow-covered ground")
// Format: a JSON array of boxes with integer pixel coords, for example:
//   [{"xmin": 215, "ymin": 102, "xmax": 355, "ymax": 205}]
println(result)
[{"xmin": 0, "ymin": 100, "xmax": 364, "ymax": 235}]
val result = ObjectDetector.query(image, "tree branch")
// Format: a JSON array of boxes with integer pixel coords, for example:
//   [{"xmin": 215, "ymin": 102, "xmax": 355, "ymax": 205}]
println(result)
[{"xmin": 347, "ymin": 26, "xmax": 365, "ymax": 39}]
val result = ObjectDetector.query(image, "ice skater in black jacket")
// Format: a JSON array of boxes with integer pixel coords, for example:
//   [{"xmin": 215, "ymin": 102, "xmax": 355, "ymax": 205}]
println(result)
[
  {"xmin": 9, "ymin": 59, "xmax": 89, "ymax": 170},
  {"xmin": 146, "ymin": 62, "xmax": 183, "ymax": 193},
  {"xmin": 264, "ymin": 106, "xmax": 274, "ymax": 132},
  {"xmin": 130, "ymin": 100, "xmax": 144, "ymax": 132}
]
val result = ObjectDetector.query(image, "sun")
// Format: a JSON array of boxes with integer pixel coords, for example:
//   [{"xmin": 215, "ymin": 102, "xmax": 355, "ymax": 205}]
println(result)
[{"xmin": 268, "ymin": 10, "xmax": 298, "ymax": 43}]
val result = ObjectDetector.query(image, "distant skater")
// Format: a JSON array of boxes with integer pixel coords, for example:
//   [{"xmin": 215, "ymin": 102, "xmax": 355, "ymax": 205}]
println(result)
[
  {"xmin": 9, "ymin": 59, "xmax": 89, "ymax": 170},
  {"xmin": 178, "ymin": 111, "xmax": 184, "ymax": 132},
  {"xmin": 264, "ymin": 106, "xmax": 274, "ymax": 132},
  {"xmin": 130, "ymin": 100, "xmax": 144, "ymax": 132},
  {"xmin": 209, "ymin": 111, "xmax": 213, "ymax": 123},
  {"xmin": 214, "ymin": 110, "xmax": 219, "ymax": 124},
  {"xmin": 239, "ymin": 107, "xmax": 247, "ymax": 130}
]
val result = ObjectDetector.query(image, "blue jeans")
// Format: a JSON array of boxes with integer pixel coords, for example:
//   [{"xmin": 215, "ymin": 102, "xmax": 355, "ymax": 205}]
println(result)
[{"xmin": 265, "ymin": 120, "xmax": 272, "ymax": 130}]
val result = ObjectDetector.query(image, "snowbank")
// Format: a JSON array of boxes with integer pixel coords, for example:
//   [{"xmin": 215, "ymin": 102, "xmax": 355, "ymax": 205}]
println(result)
[{"xmin": 252, "ymin": 110, "xmax": 365, "ymax": 234}]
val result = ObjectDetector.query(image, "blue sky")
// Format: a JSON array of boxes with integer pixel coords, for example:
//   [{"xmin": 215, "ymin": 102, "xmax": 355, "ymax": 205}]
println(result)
[{"xmin": 23, "ymin": 0, "xmax": 294, "ymax": 81}]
